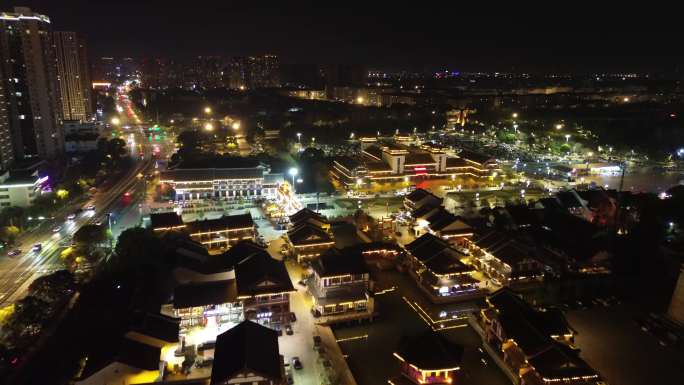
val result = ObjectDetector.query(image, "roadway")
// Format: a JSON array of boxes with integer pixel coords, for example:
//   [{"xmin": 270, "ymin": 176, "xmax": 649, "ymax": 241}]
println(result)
[
  {"xmin": 0, "ymin": 155, "xmax": 152, "ymax": 307},
  {"xmin": 0, "ymin": 86, "xmax": 167, "ymax": 307}
]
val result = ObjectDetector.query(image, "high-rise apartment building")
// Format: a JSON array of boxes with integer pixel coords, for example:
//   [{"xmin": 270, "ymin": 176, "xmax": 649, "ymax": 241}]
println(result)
[
  {"xmin": 324, "ymin": 64, "xmax": 367, "ymax": 99},
  {"xmin": 248, "ymin": 54, "xmax": 279, "ymax": 88},
  {"xmin": 226, "ymin": 56, "xmax": 248, "ymax": 90},
  {"xmin": 0, "ymin": 7, "xmax": 63, "ymax": 160},
  {"xmin": 53, "ymin": 31, "xmax": 93, "ymax": 121},
  {"xmin": 0, "ymin": 60, "xmax": 14, "ymax": 170}
]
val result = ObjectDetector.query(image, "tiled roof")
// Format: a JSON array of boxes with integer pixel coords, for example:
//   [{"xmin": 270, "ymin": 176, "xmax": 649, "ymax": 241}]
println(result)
[
  {"xmin": 445, "ymin": 157, "xmax": 469, "ymax": 168},
  {"xmin": 173, "ymin": 280, "xmax": 238, "ymax": 308},
  {"xmin": 488, "ymin": 288, "xmax": 572, "ymax": 355},
  {"xmin": 457, "ymin": 149, "xmax": 493, "ymax": 165},
  {"xmin": 404, "ymin": 152, "xmax": 436, "ymax": 165},
  {"xmin": 406, "ymin": 234, "xmax": 473, "ymax": 275},
  {"xmin": 150, "ymin": 212, "xmax": 184, "ymax": 230},
  {"xmin": 335, "ymin": 156, "xmax": 361, "ymax": 171},
  {"xmin": 127, "ymin": 312, "xmax": 180, "ymax": 344},
  {"xmin": 235, "ymin": 252, "xmax": 295, "ymax": 297},
  {"xmin": 396, "ymin": 331, "xmax": 463, "ymax": 371},
  {"xmin": 528, "ymin": 342, "xmax": 599, "ymax": 380},
  {"xmin": 211, "ymin": 321, "xmax": 282, "ymax": 384},
  {"xmin": 160, "ymin": 167, "xmax": 264, "ymax": 182},
  {"xmin": 185, "ymin": 213, "xmax": 254, "ymax": 234},
  {"xmin": 287, "ymin": 223, "xmax": 333, "ymax": 245},
  {"xmin": 363, "ymin": 145, "xmax": 383, "ymax": 160},
  {"xmin": 80, "ymin": 337, "xmax": 161, "ymax": 380},
  {"xmin": 365, "ymin": 161, "xmax": 392, "ymax": 172},
  {"xmin": 289, "ymin": 208, "xmax": 327, "ymax": 226},
  {"xmin": 312, "ymin": 248, "xmax": 369, "ymax": 277}
]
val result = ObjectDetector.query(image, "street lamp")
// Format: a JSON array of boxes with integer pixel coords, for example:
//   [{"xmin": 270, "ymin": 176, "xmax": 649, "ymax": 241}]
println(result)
[
  {"xmin": 555, "ymin": 123, "xmax": 563, "ymax": 130},
  {"xmin": 289, "ymin": 168, "xmax": 298, "ymax": 193},
  {"xmin": 204, "ymin": 122, "xmax": 214, "ymax": 131},
  {"xmin": 231, "ymin": 121, "xmax": 241, "ymax": 130},
  {"xmin": 356, "ymin": 96, "xmax": 364, "ymax": 104},
  {"xmin": 564, "ymin": 134, "xmax": 571, "ymax": 142},
  {"xmin": 111, "ymin": 117, "xmax": 120, "ymax": 126},
  {"xmin": 297, "ymin": 132, "xmax": 301, "ymax": 144},
  {"xmin": 204, "ymin": 107, "xmax": 212, "ymax": 114},
  {"xmin": 512, "ymin": 113, "xmax": 518, "ymax": 119}
]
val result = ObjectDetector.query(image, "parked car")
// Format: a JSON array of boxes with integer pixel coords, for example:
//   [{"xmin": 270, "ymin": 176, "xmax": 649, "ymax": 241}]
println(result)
[
  {"xmin": 52, "ymin": 226, "xmax": 62, "ymax": 233},
  {"xmin": 291, "ymin": 357, "xmax": 302, "ymax": 370},
  {"xmin": 285, "ymin": 324, "xmax": 293, "ymax": 335},
  {"xmin": 7, "ymin": 249, "xmax": 21, "ymax": 257},
  {"xmin": 67, "ymin": 213, "xmax": 76, "ymax": 220},
  {"xmin": 32, "ymin": 244, "xmax": 42, "ymax": 252}
]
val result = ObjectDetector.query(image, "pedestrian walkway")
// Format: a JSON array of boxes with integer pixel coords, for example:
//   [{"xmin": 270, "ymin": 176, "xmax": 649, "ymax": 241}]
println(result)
[{"xmin": 315, "ymin": 324, "xmax": 358, "ymax": 385}]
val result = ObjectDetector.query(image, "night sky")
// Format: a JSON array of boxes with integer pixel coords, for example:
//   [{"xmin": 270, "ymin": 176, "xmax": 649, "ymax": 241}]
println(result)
[{"xmin": 6, "ymin": 1, "xmax": 683, "ymax": 72}]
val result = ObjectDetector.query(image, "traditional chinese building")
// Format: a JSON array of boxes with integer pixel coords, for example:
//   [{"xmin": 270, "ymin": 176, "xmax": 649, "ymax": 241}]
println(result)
[
  {"xmin": 75, "ymin": 312, "xmax": 179, "ymax": 385},
  {"xmin": 411, "ymin": 204, "xmax": 473, "ymax": 242},
  {"xmin": 478, "ymin": 288, "xmax": 601, "ymax": 385},
  {"xmin": 210, "ymin": 320, "xmax": 285, "ymax": 385},
  {"xmin": 404, "ymin": 188, "xmax": 443, "ymax": 212},
  {"xmin": 286, "ymin": 222, "xmax": 335, "ymax": 262},
  {"xmin": 389, "ymin": 331, "xmax": 464, "ymax": 385},
  {"xmin": 468, "ymin": 230, "xmax": 546, "ymax": 286},
  {"xmin": 405, "ymin": 234, "xmax": 482, "ymax": 302},
  {"xmin": 149, "ymin": 212, "xmax": 256, "ymax": 250},
  {"xmin": 308, "ymin": 247, "xmax": 374, "ymax": 321},
  {"xmin": 185, "ymin": 213, "xmax": 256, "ymax": 249},
  {"xmin": 165, "ymin": 241, "xmax": 294, "ymax": 337},
  {"xmin": 289, "ymin": 208, "xmax": 330, "ymax": 230},
  {"xmin": 331, "ymin": 140, "xmax": 499, "ymax": 187}
]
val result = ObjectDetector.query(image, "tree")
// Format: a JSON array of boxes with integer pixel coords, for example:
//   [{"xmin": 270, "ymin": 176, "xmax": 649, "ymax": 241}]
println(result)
[
  {"xmin": 0, "ymin": 296, "xmax": 52, "ymax": 349},
  {"xmin": 560, "ymin": 143, "xmax": 571, "ymax": 153},
  {"xmin": 0, "ymin": 206, "xmax": 26, "ymax": 228},
  {"xmin": 112, "ymin": 227, "xmax": 165, "ymax": 271},
  {"xmin": 74, "ymin": 224, "xmax": 109, "ymax": 256},
  {"xmin": 0, "ymin": 226, "xmax": 20, "ymax": 245},
  {"xmin": 28, "ymin": 270, "xmax": 77, "ymax": 305},
  {"xmin": 177, "ymin": 130, "xmax": 201, "ymax": 152}
]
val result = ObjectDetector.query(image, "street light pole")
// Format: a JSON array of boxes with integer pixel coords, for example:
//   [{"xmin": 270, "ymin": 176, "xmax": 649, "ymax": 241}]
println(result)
[{"xmin": 288, "ymin": 168, "xmax": 298, "ymax": 194}]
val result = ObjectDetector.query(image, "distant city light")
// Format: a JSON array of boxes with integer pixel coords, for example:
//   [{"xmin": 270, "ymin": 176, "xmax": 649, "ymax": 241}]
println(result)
[
  {"xmin": 204, "ymin": 122, "xmax": 213, "ymax": 131},
  {"xmin": 110, "ymin": 117, "xmax": 120, "ymax": 126}
]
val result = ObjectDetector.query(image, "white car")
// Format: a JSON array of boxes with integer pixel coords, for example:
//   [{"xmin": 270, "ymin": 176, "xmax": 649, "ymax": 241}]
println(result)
[
  {"xmin": 52, "ymin": 226, "xmax": 62, "ymax": 233},
  {"xmin": 67, "ymin": 213, "xmax": 76, "ymax": 220}
]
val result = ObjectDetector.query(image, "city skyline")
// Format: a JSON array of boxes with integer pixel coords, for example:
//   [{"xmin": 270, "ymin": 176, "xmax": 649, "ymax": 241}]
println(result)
[{"xmin": 7, "ymin": 1, "xmax": 684, "ymax": 72}]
